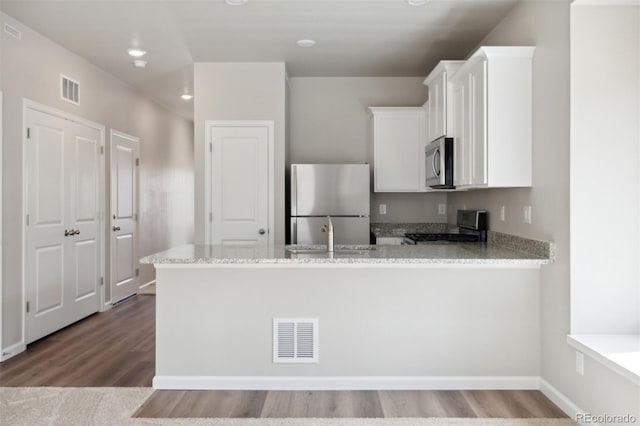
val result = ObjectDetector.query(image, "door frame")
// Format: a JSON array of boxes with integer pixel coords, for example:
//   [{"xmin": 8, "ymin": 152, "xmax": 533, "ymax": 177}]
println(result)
[
  {"xmin": 21, "ymin": 99, "xmax": 106, "ymax": 347},
  {"xmin": 108, "ymin": 129, "xmax": 140, "ymax": 304},
  {"xmin": 203, "ymin": 120, "xmax": 275, "ymax": 247}
]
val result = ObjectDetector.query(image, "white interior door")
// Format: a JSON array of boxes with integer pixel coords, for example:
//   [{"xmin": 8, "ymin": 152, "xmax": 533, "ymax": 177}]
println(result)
[
  {"xmin": 211, "ymin": 125, "xmax": 272, "ymax": 254},
  {"xmin": 25, "ymin": 108, "xmax": 102, "ymax": 344},
  {"xmin": 110, "ymin": 131, "xmax": 139, "ymax": 303}
]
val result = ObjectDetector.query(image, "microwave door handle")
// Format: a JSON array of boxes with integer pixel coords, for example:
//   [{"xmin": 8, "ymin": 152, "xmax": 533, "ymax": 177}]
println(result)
[{"xmin": 432, "ymin": 148, "xmax": 441, "ymax": 178}]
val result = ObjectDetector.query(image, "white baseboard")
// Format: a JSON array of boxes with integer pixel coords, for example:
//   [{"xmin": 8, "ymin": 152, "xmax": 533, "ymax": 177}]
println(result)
[
  {"xmin": 540, "ymin": 378, "xmax": 584, "ymax": 424},
  {"xmin": 153, "ymin": 375, "xmax": 541, "ymax": 391},
  {"xmin": 139, "ymin": 279, "xmax": 156, "ymax": 289},
  {"xmin": 1, "ymin": 341, "xmax": 26, "ymax": 362}
]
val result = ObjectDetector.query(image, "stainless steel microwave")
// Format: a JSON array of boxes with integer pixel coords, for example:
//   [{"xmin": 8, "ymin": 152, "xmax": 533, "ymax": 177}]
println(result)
[{"xmin": 425, "ymin": 136, "xmax": 455, "ymax": 189}]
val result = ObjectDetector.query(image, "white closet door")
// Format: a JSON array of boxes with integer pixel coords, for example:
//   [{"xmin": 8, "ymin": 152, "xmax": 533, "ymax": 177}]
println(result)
[
  {"xmin": 69, "ymin": 122, "xmax": 102, "ymax": 318},
  {"xmin": 211, "ymin": 126, "xmax": 270, "ymax": 255},
  {"xmin": 110, "ymin": 131, "xmax": 139, "ymax": 303},
  {"xmin": 25, "ymin": 109, "xmax": 102, "ymax": 344}
]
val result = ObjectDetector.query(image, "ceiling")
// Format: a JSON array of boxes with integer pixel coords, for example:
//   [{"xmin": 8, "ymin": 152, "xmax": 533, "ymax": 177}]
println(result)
[{"xmin": 0, "ymin": 0, "xmax": 520, "ymax": 120}]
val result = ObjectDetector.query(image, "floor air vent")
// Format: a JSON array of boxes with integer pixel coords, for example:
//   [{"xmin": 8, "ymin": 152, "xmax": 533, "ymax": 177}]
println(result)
[
  {"xmin": 61, "ymin": 75, "xmax": 80, "ymax": 105},
  {"xmin": 273, "ymin": 318, "xmax": 318, "ymax": 363}
]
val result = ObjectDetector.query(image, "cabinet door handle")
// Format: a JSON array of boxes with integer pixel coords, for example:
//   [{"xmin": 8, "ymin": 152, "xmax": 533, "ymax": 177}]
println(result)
[
  {"xmin": 112, "ymin": 226, "xmax": 121, "ymax": 232},
  {"xmin": 258, "ymin": 228, "xmax": 266, "ymax": 235},
  {"xmin": 64, "ymin": 229, "xmax": 71, "ymax": 237},
  {"xmin": 73, "ymin": 229, "xmax": 80, "ymax": 235}
]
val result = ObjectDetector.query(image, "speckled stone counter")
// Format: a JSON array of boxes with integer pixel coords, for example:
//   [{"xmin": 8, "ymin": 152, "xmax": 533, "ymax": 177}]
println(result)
[
  {"xmin": 141, "ymin": 242, "xmax": 551, "ymax": 266},
  {"xmin": 370, "ymin": 222, "xmax": 448, "ymax": 238}
]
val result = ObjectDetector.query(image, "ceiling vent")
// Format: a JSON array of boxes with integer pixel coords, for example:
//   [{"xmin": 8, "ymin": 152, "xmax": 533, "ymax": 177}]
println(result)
[
  {"xmin": 273, "ymin": 318, "xmax": 318, "ymax": 363},
  {"xmin": 61, "ymin": 75, "xmax": 80, "ymax": 105},
  {"xmin": 4, "ymin": 23, "xmax": 21, "ymax": 40}
]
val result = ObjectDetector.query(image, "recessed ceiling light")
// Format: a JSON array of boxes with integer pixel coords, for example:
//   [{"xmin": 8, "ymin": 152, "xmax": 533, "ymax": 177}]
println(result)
[
  {"xmin": 225, "ymin": 0, "xmax": 248, "ymax": 5},
  {"xmin": 132, "ymin": 60, "xmax": 147, "ymax": 68},
  {"xmin": 296, "ymin": 39, "xmax": 316, "ymax": 48},
  {"xmin": 181, "ymin": 94, "xmax": 193, "ymax": 100},
  {"xmin": 406, "ymin": 0, "xmax": 427, "ymax": 5},
  {"xmin": 127, "ymin": 48, "xmax": 147, "ymax": 57}
]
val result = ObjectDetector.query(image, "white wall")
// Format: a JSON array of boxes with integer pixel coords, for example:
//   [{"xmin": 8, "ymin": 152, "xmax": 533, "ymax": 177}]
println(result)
[
  {"xmin": 570, "ymin": 4, "xmax": 639, "ymax": 335},
  {"xmin": 193, "ymin": 62, "xmax": 287, "ymax": 245},
  {"xmin": 1, "ymin": 13, "xmax": 194, "ymax": 352},
  {"xmin": 288, "ymin": 77, "xmax": 447, "ymax": 224},
  {"xmin": 448, "ymin": 0, "xmax": 640, "ymax": 419}
]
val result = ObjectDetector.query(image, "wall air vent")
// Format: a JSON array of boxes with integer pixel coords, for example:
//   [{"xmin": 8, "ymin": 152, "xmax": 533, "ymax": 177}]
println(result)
[
  {"xmin": 273, "ymin": 318, "xmax": 318, "ymax": 363},
  {"xmin": 61, "ymin": 75, "xmax": 80, "ymax": 105},
  {"xmin": 4, "ymin": 23, "xmax": 21, "ymax": 40}
]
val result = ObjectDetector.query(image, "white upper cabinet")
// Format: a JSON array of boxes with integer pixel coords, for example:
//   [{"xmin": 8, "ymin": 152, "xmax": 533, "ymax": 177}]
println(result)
[
  {"xmin": 370, "ymin": 107, "xmax": 426, "ymax": 192},
  {"xmin": 451, "ymin": 46, "xmax": 535, "ymax": 188},
  {"xmin": 423, "ymin": 61, "xmax": 464, "ymax": 143}
]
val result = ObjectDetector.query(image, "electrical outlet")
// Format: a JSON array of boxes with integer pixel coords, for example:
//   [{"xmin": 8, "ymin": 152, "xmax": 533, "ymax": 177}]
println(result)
[
  {"xmin": 576, "ymin": 351, "xmax": 584, "ymax": 376},
  {"xmin": 438, "ymin": 204, "xmax": 446, "ymax": 215},
  {"xmin": 379, "ymin": 204, "xmax": 387, "ymax": 215},
  {"xmin": 500, "ymin": 206, "xmax": 506, "ymax": 222},
  {"xmin": 523, "ymin": 205, "xmax": 532, "ymax": 224}
]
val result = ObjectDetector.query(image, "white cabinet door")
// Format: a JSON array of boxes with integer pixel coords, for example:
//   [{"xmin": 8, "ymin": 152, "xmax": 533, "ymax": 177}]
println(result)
[
  {"xmin": 453, "ymin": 75, "xmax": 472, "ymax": 187},
  {"xmin": 423, "ymin": 61, "xmax": 464, "ymax": 144},
  {"xmin": 427, "ymin": 71, "xmax": 446, "ymax": 142},
  {"xmin": 470, "ymin": 59, "xmax": 488, "ymax": 186},
  {"xmin": 25, "ymin": 108, "xmax": 102, "ymax": 344},
  {"xmin": 371, "ymin": 107, "xmax": 426, "ymax": 192}
]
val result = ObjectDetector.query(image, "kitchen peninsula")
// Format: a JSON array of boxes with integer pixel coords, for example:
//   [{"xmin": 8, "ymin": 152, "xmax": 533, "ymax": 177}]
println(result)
[{"xmin": 142, "ymin": 241, "xmax": 551, "ymax": 391}]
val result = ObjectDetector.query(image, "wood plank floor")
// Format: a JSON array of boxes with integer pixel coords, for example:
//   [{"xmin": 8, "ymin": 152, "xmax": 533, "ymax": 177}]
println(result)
[
  {"xmin": 0, "ymin": 294, "xmax": 155, "ymax": 387},
  {"xmin": 0, "ymin": 293, "xmax": 567, "ymax": 419},
  {"xmin": 134, "ymin": 390, "xmax": 568, "ymax": 418}
]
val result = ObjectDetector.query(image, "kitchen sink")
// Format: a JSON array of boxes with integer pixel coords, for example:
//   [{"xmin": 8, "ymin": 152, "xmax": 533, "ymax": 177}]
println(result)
[{"xmin": 285, "ymin": 245, "xmax": 376, "ymax": 257}]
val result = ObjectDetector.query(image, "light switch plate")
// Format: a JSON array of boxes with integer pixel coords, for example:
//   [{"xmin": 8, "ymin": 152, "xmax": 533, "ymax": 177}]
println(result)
[
  {"xmin": 500, "ymin": 206, "xmax": 506, "ymax": 222},
  {"xmin": 576, "ymin": 351, "xmax": 584, "ymax": 376},
  {"xmin": 379, "ymin": 204, "xmax": 387, "ymax": 215},
  {"xmin": 438, "ymin": 204, "xmax": 446, "ymax": 215},
  {"xmin": 523, "ymin": 205, "xmax": 532, "ymax": 224}
]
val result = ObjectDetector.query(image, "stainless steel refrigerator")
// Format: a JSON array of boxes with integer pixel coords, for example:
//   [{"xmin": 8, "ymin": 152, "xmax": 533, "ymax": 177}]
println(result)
[{"xmin": 290, "ymin": 164, "xmax": 370, "ymax": 245}]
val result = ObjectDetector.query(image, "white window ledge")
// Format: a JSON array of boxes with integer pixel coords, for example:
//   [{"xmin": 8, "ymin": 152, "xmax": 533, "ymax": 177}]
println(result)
[{"xmin": 567, "ymin": 334, "xmax": 640, "ymax": 386}]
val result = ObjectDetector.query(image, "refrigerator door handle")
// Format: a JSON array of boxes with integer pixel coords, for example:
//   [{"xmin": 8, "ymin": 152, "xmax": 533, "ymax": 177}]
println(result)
[
  {"xmin": 291, "ymin": 218, "xmax": 297, "ymax": 243},
  {"xmin": 291, "ymin": 165, "xmax": 297, "ymax": 217}
]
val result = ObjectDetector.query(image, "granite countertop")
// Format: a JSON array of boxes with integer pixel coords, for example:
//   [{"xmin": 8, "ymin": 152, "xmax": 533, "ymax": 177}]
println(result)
[
  {"xmin": 141, "ymin": 243, "xmax": 551, "ymax": 266},
  {"xmin": 370, "ymin": 222, "xmax": 448, "ymax": 238}
]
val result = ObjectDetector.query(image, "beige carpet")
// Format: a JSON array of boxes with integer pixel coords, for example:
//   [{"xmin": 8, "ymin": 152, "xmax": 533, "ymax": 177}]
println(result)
[{"xmin": 0, "ymin": 387, "xmax": 576, "ymax": 426}]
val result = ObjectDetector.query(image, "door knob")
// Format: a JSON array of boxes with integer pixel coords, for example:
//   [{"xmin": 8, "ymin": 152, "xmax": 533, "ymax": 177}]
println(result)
[
  {"xmin": 64, "ymin": 229, "xmax": 71, "ymax": 236},
  {"xmin": 73, "ymin": 229, "xmax": 80, "ymax": 235},
  {"xmin": 258, "ymin": 228, "xmax": 266, "ymax": 235},
  {"xmin": 112, "ymin": 226, "xmax": 121, "ymax": 232}
]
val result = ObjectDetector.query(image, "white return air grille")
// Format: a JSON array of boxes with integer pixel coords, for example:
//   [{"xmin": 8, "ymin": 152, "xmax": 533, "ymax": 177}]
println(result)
[
  {"xmin": 273, "ymin": 318, "xmax": 318, "ymax": 363},
  {"xmin": 61, "ymin": 75, "xmax": 80, "ymax": 105}
]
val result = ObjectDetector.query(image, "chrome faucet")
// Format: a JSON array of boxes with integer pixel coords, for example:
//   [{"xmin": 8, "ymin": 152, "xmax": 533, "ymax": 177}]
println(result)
[{"xmin": 321, "ymin": 216, "xmax": 334, "ymax": 252}]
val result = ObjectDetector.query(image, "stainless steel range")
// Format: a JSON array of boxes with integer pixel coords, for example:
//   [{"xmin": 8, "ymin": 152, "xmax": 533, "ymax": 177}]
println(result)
[{"xmin": 404, "ymin": 210, "xmax": 488, "ymax": 244}]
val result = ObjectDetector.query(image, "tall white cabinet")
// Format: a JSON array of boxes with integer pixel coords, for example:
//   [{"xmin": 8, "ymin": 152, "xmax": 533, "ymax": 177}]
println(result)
[
  {"xmin": 451, "ymin": 46, "xmax": 535, "ymax": 188},
  {"xmin": 370, "ymin": 107, "xmax": 426, "ymax": 192}
]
